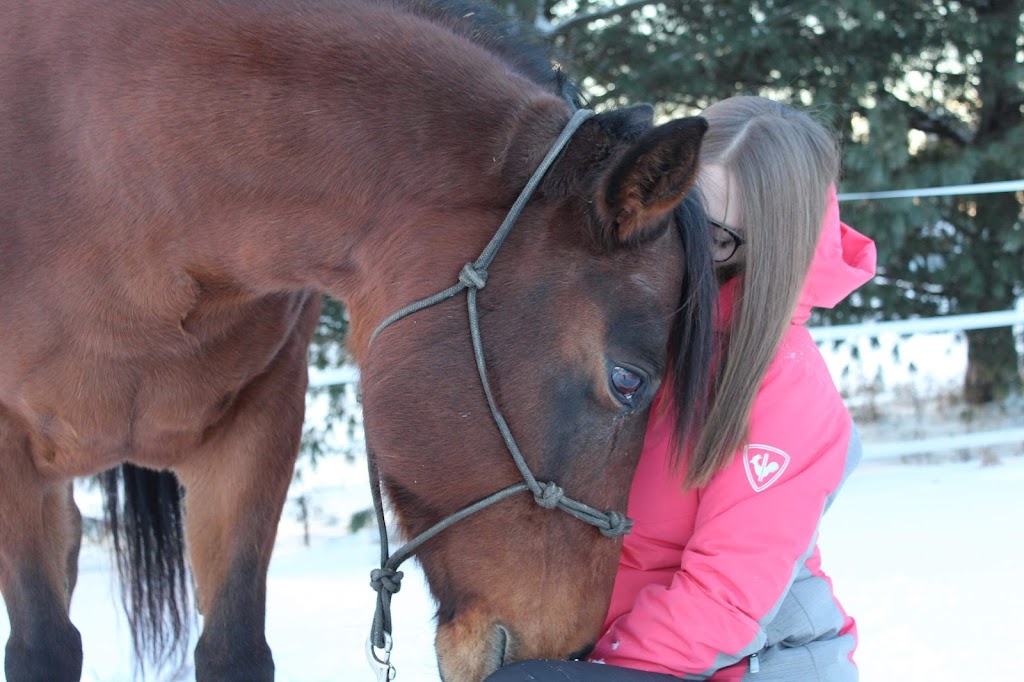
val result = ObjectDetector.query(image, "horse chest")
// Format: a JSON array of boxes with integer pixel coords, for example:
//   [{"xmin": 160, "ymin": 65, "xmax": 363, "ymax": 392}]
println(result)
[
  {"xmin": 11, "ymin": 360, "xmax": 248, "ymax": 476},
  {"xmin": 6, "ymin": 302, "xmax": 311, "ymax": 477}
]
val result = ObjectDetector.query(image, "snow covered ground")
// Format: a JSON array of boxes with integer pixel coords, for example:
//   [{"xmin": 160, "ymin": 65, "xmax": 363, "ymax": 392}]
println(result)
[
  {"xmin": 2, "ymin": 330, "xmax": 1022, "ymax": 680},
  {"xmin": 1, "ymin": 453, "xmax": 1023, "ymax": 681}
]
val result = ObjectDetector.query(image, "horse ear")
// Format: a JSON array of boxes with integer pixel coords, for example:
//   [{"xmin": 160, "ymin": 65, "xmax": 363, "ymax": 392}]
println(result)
[
  {"xmin": 595, "ymin": 116, "xmax": 707, "ymax": 245},
  {"xmin": 524, "ymin": 104, "xmax": 657, "ymax": 198},
  {"xmin": 592, "ymin": 103, "xmax": 656, "ymax": 142}
]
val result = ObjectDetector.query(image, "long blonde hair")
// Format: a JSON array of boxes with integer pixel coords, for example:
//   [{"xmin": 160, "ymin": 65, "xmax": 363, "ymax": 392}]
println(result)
[{"xmin": 684, "ymin": 96, "xmax": 840, "ymax": 488}]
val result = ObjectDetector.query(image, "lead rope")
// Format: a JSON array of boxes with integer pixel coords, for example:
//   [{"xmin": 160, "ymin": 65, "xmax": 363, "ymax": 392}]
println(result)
[{"xmin": 363, "ymin": 109, "xmax": 633, "ymax": 682}]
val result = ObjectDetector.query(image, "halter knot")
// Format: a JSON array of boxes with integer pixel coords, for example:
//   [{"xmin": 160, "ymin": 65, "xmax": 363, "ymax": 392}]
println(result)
[
  {"xmin": 459, "ymin": 263, "xmax": 488, "ymax": 290},
  {"xmin": 534, "ymin": 482, "xmax": 565, "ymax": 509},
  {"xmin": 599, "ymin": 511, "xmax": 633, "ymax": 538},
  {"xmin": 370, "ymin": 568, "xmax": 404, "ymax": 595}
]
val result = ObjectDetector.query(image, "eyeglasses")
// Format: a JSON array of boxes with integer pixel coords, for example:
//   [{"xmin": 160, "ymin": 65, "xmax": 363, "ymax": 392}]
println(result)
[{"xmin": 709, "ymin": 218, "xmax": 745, "ymax": 263}]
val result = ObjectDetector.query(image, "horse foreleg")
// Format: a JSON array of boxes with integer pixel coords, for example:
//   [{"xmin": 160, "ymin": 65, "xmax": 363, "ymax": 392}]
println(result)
[
  {"xmin": 64, "ymin": 484, "xmax": 82, "ymax": 602},
  {"xmin": 0, "ymin": 416, "xmax": 83, "ymax": 682},
  {"xmin": 174, "ymin": 355, "xmax": 308, "ymax": 682}
]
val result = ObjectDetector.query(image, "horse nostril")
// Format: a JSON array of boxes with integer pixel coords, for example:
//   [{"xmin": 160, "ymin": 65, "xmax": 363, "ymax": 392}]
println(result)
[{"xmin": 494, "ymin": 624, "xmax": 512, "ymax": 667}]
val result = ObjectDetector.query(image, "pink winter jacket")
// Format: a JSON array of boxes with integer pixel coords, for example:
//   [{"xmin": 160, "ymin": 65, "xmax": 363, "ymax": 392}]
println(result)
[{"xmin": 589, "ymin": 187, "xmax": 877, "ymax": 680}]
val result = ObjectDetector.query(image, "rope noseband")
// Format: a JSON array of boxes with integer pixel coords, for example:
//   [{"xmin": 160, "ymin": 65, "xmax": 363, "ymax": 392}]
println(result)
[{"xmin": 364, "ymin": 109, "xmax": 633, "ymax": 681}]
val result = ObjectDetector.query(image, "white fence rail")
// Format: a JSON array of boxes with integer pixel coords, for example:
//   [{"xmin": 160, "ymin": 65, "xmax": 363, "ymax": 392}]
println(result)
[
  {"xmin": 308, "ymin": 365, "xmax": 360, "ymax": 389},
  {"xmin": 308, "ymin": 311, "xmax": 1024, "ymax": 462},
  {"xmin": 835, "ymin": 179, "xmax": 1024, "ymax": 460},
  {"xmin": 308, "ymin": 180, "xmax": 1024, "ymax": 461},
  {"xmin": 867, "ymin": 428, "xmax": 1024, "ymax": 460},
  {"xmin": 810, "ymin": 309, "xmax": 1023, "ymax": 460},
  {"xmin": 810, "ymin": 309, "xmax": 1024, "ymax": 342}
]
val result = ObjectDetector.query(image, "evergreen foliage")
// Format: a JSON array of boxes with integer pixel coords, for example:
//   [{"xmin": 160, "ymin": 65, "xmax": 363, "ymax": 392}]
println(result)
[
  {"xmin": 522, "ymin": 0, "xmax": 1024, "ymax": 401},
  {"xmin": 307, "ymin": 1, "xmax": 1023, "ymax": 459}
]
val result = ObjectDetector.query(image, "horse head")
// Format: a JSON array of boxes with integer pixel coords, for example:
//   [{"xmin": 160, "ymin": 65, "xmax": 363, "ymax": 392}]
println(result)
[{"xmin": 352, "ymin": 103, "xmax": 714, "ymax": 681}]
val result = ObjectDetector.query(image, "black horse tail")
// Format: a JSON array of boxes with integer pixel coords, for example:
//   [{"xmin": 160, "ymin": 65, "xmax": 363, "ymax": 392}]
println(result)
[{"xmin": 99, "ymin": 463, "xmax": 192, "ymax": 671}]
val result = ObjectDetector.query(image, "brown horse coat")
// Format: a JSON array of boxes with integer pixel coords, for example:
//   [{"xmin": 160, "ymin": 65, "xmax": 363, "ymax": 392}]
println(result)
[{"xmin": 0, "ymin": 1, "xmax": 713, "ymax": 680}]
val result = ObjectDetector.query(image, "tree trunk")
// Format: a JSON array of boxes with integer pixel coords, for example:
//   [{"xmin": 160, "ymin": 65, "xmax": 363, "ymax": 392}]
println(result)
[{"xmin": 964, "ymin": 326, "xmax": 1021, "ymax": 404}]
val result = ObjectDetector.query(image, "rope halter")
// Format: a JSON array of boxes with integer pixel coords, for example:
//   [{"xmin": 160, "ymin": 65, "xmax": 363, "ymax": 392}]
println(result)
[{"xmin": 363, "ymin": 109, "xmax": 634, "ymax": 682}]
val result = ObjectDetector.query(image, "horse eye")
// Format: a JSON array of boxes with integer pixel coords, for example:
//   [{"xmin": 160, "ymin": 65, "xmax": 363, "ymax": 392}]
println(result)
[{"xmin": 611, "ymin": 366, "xmax": 644, "ymax": 404}]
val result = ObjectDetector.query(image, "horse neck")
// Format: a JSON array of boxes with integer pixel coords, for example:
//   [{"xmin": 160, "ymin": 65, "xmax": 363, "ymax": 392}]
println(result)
[{"xmin": 64, "ymin": 0, "xmax": 569, "ymax": 315}]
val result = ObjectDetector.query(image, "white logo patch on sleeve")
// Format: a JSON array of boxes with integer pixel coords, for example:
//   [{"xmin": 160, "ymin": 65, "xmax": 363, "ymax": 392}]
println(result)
[{"xmin": 743, "ymin": 444, "xmax": 790, "ymax": 492}]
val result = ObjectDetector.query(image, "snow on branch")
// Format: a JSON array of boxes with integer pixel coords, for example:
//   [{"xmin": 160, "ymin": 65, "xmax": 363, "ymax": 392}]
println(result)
[{"xmin": 542, "ymin": 0, "xmax": 655, "ymax": 37}]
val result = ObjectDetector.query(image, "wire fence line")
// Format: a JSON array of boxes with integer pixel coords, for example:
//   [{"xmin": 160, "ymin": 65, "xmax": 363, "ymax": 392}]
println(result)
[
  {"xmin": 838, "ymin": 178, "xmax": 1024, "ymax": 201},
  {"xmin": 308, "ymin": 179, "xmax": 1024, "ymax": 460}
]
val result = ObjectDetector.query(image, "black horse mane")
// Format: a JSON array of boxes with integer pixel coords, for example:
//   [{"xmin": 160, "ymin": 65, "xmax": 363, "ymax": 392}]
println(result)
[
  {"xmin": 668, "ymin": 192, "xmax": 716, "ymax": 471},
  {"xmin": 392, "ymin": 0, "xmax": 584, "ymax": 109}
]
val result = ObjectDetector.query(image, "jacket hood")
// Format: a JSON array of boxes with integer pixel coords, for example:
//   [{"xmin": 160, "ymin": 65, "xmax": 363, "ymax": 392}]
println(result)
[
  {"xmin": 793, "ymin": 184, "xmax": 876, "ymax": 324},
  {"xmin": 715, "ymin": 185, "xmax": 876, "ymax": 329}
]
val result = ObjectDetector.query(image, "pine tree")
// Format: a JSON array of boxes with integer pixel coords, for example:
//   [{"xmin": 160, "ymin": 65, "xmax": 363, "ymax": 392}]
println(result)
[
  {"xmin": 530, "ymin": 0, "xmax": 1024, "ymax": 402},
  {"xmin": 305, "ymin": 0, "xmax": 1023, "ymax": 460}
]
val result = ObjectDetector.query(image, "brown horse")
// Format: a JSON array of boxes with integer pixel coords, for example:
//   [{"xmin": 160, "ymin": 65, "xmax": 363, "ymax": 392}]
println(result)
[{"xmin": 0, "ymin": 1, "xmax": 715, "ymax": 681}]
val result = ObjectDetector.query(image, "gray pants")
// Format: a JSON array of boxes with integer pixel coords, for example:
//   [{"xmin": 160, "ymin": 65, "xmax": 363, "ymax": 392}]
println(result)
[
  {"xmin": 483, "ymin": 638, "xmax": 858, "ymax": 681},
  {"xmin": 485, "ymin": 660, "xmax": 680, "ymax": 681}
]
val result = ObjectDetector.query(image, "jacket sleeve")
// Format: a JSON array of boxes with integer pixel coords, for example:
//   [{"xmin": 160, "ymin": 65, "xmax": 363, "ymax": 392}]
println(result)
[{"xmin": 589, "ymin": 331, "xmax": 852, "ymax": 677}]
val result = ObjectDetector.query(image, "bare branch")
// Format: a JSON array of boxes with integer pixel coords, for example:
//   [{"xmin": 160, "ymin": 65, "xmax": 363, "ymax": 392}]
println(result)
[
  {"xmin": 873, "ymin": 275, "xmax": 946, "ymax": 296},
  {"xmin": 909, "ymin": 107, "xmax": 973, "ymax": 145},
  {"xmin": 886, "ymin": 93, "xmax": 974, "ymax": 146},
  {"xmin": 544, "ymin": 0, "xmax": 655, "ymax": 37}
]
